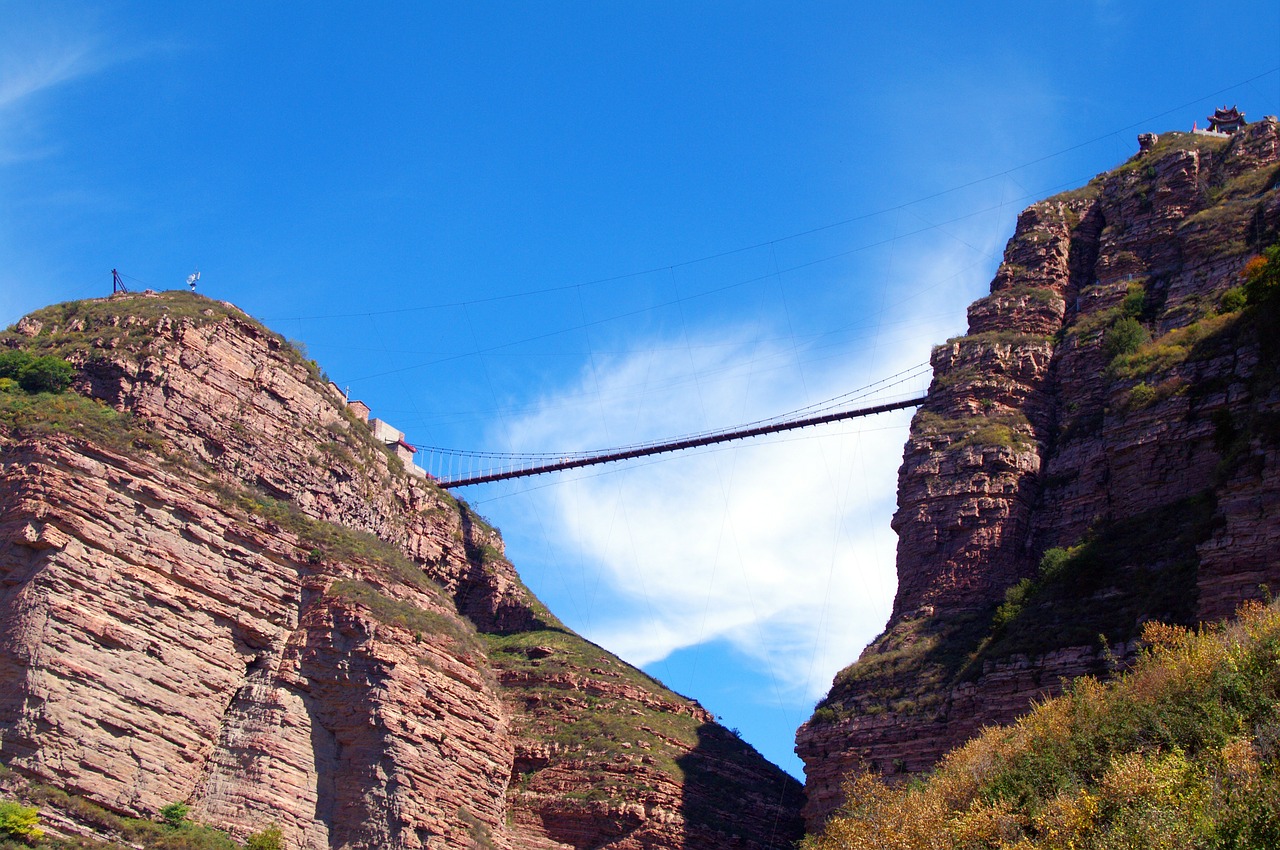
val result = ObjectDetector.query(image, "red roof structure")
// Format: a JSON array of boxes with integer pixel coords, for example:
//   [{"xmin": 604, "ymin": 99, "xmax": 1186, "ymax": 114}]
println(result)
[{"xmin": 1207, "ymin": 105, "xmax": 1246, "ymax": 134}]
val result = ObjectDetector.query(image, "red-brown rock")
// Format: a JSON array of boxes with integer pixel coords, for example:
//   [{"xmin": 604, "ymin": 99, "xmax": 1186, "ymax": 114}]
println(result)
[
  {"xmin": 798, "ymin": 117, "xmax": 1280, "ymax": 830},
  {"xmin": 0, "ymin": 293, "xmax": 803, "ymax": 849}
]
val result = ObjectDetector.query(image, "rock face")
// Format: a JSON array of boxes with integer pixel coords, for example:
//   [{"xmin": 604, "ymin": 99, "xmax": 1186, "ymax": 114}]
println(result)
[
  {"xmin": 798, "ymin": 118, "xmax": 1280, "ymax": 829},
  {"xmin": 0, "ymin": 293, "xmax": 803, "ymax": 849}
]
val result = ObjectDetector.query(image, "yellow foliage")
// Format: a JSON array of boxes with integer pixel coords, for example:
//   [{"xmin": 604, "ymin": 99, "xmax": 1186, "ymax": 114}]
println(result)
[
  {"xmin": 1031, "ymin": 789, "xmax": 1098, "ymax": 847},
  {"xmin": 1215, "ymin": 737, "xmax": 1261, "ymax": 791},
  {"xmin": 951, "ymin": 797, "xmax": 1027, "ymax": 847},
  {"xmin": 806, "ymin": 601, "xmax": 1280, "ymax": 850},
  {"xmin": 1242, "ymin": 254, "xmax": 1268, "ymax": 281},
  {"xmin": 1139, "ymin": 620, "xmax": 1189, "ymax": 650}
]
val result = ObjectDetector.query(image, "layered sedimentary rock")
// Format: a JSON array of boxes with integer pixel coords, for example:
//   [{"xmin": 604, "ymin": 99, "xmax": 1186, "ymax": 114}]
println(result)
[
  {"xmin": 0, "ymin": 293, "xmax": 803, "ymax": 849},
  {"xmin": 798, "ymin": 117, "xmax": 1280, "ymax": 828}
]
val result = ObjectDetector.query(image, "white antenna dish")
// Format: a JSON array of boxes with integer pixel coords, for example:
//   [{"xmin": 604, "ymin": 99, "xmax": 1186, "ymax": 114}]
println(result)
[{"xmin": 186, "ymin": 269, "xmax": 200, "ymax": 291}]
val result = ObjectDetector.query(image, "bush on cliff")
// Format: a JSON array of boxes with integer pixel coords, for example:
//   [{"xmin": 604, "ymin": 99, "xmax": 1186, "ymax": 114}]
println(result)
[
  {"xmin": 0, "ymin": 350, "xmax": 73, "ymax": 394},
  {"xmin": 0, "ymin": 801, "xmax": 43, "ymax": 843},
  {"xmin": 159, "ymin": 803, "xmax": 190, "ymax": 829},
  {"xmin": 803, "ymin": 600, "xmax": 1280, "ymax": 850},
  {"xmin": 1102, "ymin": 317, "xmax": 1148, "ymax": 360},
  {"xmin": 0, "ymin": 775, "xmax": 249, "ymax": 850},
  {"xmin": 243, "ymin": 826, "xmax": 283, "ymax": 850},
  {"xmin": 1243, "ymin": 244, "xmax": 1280, "ymax": 307}
]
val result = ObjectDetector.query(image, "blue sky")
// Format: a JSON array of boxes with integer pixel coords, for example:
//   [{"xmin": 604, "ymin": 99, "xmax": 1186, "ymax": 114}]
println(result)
[{"xmin": 3, "ymin": 2, "xmax": 1279, "ymax": 779}]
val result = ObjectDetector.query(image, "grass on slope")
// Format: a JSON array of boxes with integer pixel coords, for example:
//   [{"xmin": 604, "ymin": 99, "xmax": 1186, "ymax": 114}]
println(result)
[
  {"xmin": 0, "ymin": 293, "xmax": 245, "ymax": 360},
  {"xmin": 0, "ymin": 766, "xmax": 265, "ymax": 850},
  {"xmin": 484, "ymin": 628, "xmax": 699, "ymax": 770},
  {"xmin": 804, "ymin": 600, "xmax": 1280, "ymax": 850},
  {"xmin": 0, "ymin": 390, "xmax": 164, "ymax": 455}
]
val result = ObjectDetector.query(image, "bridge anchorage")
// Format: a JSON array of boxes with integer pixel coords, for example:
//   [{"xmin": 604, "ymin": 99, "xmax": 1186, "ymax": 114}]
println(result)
[{"xmin": 423, "ymin": 394, "xmax": 928, "ymax": 489}]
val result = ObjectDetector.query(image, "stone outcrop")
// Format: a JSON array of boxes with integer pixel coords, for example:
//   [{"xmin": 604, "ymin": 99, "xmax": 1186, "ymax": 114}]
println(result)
[
  {"xmin": 0, "ymin": 292, "xmax": 803, "ymax": 849},
  {"xmin": 798, "ymin": 117, "xmax": 1280, "ymax": 829}
]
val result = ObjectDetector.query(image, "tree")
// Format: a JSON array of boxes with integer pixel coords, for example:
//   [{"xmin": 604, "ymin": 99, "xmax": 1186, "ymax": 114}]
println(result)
[
  {"xmin": 1243, "ymin": 244, "xmax": 1280, "ymax": 306},
  {"xmin": 1104, "ymin": 317, "xmax": 1148, "ymax": 359},
  {"xmin": 17, "ymin": 355, "xmax": 74, "ymax": 393},
  {"xmin": 0, "ymin": 350, "xmax": 31, "ymax": 381},
  {"xmin": 0, "ymin": 800, "xmax": 44, "ymax": 842},
  {"xmin": 0, "ymin": 350, "xmax": 75, "ymax": 393}
]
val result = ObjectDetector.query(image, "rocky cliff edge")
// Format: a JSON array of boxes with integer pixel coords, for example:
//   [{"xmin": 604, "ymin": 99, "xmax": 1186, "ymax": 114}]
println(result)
[{"xmin": 798, "ymin": 118, "xmax": 1280, "ymax": 829}]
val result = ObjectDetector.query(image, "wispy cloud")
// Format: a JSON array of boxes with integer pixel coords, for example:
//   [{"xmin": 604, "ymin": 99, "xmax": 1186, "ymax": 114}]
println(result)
[
  {"xmin": 0, "ymin": 12, "xmax": 116, "ymax": 319},
  {"xmin": 491, "ymin": 239, "xmax": 991, "ymax": 702},
  {"xmin": 0, "ymin": 17, "xmax": 107, "ymax": 164},
  {"xmin": 0, "ymin": 42, "xmax": 97, "ymax": 110}
]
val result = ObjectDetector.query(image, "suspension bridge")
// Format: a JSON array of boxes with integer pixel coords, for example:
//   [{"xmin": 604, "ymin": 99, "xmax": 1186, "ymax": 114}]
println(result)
[{"xmin": 417, "ymin": 363, "xmax": 932, "ymax": 488}]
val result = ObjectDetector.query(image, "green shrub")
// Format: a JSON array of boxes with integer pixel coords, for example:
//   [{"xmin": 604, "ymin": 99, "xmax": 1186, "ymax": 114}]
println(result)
[
  {"xmin": 0, "ymin": 351, "xmax": 30, "ymax": 380},
  {"xmin": 1067, "ymin": 305, "xmax": 1122, "ymax": 339},
  {"xmin": 1104, "ymin": 317, "xmax": 1149, "ymax": 359},
  {"xmin": 1037, "ymin": 547, "xmax": 1072, "ymax": 580},
  {"xmin": 0, "ymin": 801, "xmax": 43, "ymax": 842},
  {"xmin": 160, "ymin": 802, "xmax": 190, "ymax": 828},
  {"xmin": 245, "ymin": 825, "xmax": 284, "ymax": 850},
  {"xmin": 1127, "ymin": 382, "xmax": 1158, "ymax": 409},
  {"xmin": 1120, "ymin": 283, "xmax": 1146, "ymax": 318},
  {"xmin": 1108, "ymin": 311, "xmax": 1239, "ymax": 380},
  {"xmin": 1220, "ymin": 286, "xmax": 1248, "ymax": 313},
  {"xmin": 17, "ymin": 357, "xmax": 73, "ymax": 393},
  {"xmin": 993, "ymin": 578, "xmax": 1035, "ymax": 630},
  {"xmin": 120, "ymin": 816, "xmax": 240, "ymax": 850},
  {"xmin": 974, "ymin": 494, "xmax": 1212, "ymax": 668},
  {"xmin": 991, "ymin": 548, "xmax": 1079, "ymax": 633},
  {"xmin": 0, "ymin": 350, "xmax": 74, "ymax": 393},
  {"xmin": 809, "ymin": 705, "xmax": 845, "ymax": 725}
]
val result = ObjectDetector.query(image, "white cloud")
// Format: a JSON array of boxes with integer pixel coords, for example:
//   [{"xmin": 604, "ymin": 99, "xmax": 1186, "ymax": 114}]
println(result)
[{"xmin": 487, "ymin": 239, "xmax": 991, "ymax": 702}]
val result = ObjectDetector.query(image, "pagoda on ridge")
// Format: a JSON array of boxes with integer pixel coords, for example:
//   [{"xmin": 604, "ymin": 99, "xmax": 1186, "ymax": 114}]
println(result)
[{"xmin": 1207, "ymin": 105, "xmax": 1246, "ymax": 135}]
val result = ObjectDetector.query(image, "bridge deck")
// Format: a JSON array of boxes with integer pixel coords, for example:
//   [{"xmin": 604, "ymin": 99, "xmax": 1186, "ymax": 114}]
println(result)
[{"xmin": 434, "ymin": 395, "xmax": 927, "ymax": 488}]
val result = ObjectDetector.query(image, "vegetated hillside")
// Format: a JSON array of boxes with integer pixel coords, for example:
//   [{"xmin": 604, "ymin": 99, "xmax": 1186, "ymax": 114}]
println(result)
[
  {"xmin": 0, "ymin": 292, "xmax": 803, "ymax": 850},
  {"xmin": 798, "ymin": 116, "xmax": 1280, "ymax": 829},
  {"xmin": 804, "ymin": 599, "xmax": 1280, "ymax": 849}
]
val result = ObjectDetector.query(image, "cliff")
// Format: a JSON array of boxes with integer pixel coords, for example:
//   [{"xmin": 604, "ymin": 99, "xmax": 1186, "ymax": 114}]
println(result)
[
  {"xmin": 798, "ymin": 117, "xmax": 1280, "ymax": 829},
  {"xmin": 0, "ymin": 293, "xmax": 803, "ymax": 849}
]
